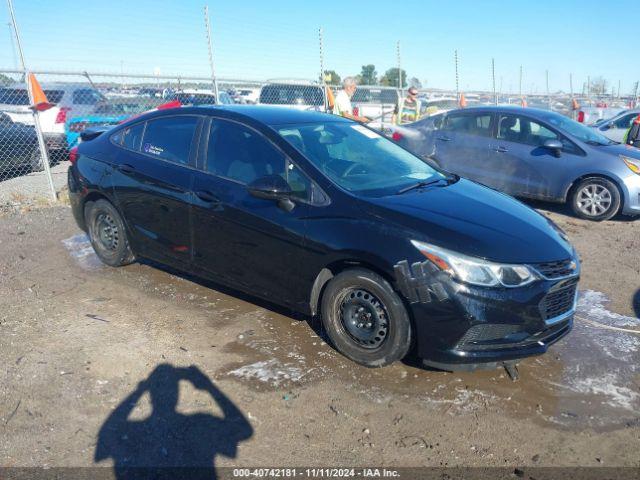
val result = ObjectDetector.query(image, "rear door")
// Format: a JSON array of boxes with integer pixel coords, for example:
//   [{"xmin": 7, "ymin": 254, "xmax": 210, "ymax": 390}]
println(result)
[
  {"xmin": 488, "ymin": 113, "xmax": 583, "ymax": 199},
  {"xmin": 432, "ymin": 111, "xmax": 494, "ymax": 184},
  {"xmin": 190, "ymin": 117, "xmax": 313, "ymax": 304},
  {"xmin": 110, "ymin": 115, "xmax": 202, "ymax": 266}
]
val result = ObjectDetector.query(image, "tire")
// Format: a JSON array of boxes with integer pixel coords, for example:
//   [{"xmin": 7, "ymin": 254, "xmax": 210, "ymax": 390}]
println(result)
[
  {"xmin": 570, "ymin": 177, "xmax": 621, "ymax": 221},
  {"xmin": 29, "ymin": 147, "xmax": 43, "ymax": 173},
  {"xmin": 320, "ymin": 268, "xmax": 412, "ymax": 368},
  {"xmin": 84, "ymin": 199, "xmax": 135, "ymax": 267}
]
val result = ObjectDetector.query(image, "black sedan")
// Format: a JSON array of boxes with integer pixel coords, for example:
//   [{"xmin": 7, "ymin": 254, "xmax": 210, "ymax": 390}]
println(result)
[
  {"xmin": 68, "ymin": 106, "xmax": 580, "ymax": 371},
  {"xmin": 0, "ymin": 111, "xmax": 39, "ymax": 177}
]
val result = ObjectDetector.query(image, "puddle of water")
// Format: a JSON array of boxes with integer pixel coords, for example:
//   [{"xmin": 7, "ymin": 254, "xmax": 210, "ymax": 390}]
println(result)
[
  {"xmin": 62, "ymin": 234, "xmax": 104, "ymax": 270},
  {"xmin": 218, "ymin": 290, "xmax": 640, "ymax": 431}
]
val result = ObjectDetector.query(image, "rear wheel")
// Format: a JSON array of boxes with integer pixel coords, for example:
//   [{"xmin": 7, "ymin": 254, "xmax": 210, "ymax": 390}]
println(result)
[
  {"xmin": 570, "ymin": 177, "xmax": 621, "ymax": 221},
  {"xmin": 85, "ymin": 199, "xmax": 135, "ymax": 267},
  {"xmin": 320, "ymin": 268, "xmax": 411, "ymax": 367}
]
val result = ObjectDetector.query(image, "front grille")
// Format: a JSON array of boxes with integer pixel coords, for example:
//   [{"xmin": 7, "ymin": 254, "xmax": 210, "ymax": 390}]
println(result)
[
  {"xmin": 532, "ymin": 259, "xmax": 577, "ymax": 279},
  {"xmin": 457, "ymin": 323, "xmax": 522, "ymax": 346},
  {"xmin": 539, "ymin": 278, "xmax": 578, "ymax": 320}
]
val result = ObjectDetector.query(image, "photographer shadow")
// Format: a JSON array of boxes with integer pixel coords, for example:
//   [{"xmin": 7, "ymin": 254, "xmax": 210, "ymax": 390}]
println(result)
[{"xmin": 95, "ymin": 364, "xmax": 252, "ymax": 479}]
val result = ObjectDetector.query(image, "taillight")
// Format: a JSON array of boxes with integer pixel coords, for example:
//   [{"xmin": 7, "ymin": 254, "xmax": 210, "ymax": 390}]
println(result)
[
  {"xmin": 392, "ymin": 131, "xmax": 403, "ymax": 141},
  {"xmin": 69, "ymin": 121, "xmax": 87, "ymax": 132},
  {"xmin": 577, "ymin": 111, "xmax": 585, "ymax": 123},
  {"xmin": 55, "ymin": 107, "xmax": 71, "ymax": 124},
  {"xmin": 69, "ymin": 146, "xmax": 79, "ymax": 164}
]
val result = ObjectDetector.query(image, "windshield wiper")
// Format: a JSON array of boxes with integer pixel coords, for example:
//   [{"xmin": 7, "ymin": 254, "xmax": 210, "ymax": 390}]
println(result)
[{"xmin": 396, "ymin": 176, "xmax": 455, "ymax": 195}]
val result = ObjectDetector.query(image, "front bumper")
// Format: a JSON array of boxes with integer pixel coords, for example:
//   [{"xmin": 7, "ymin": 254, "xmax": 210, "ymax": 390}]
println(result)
[
  {"xmin": 394, "ymin": 259, "xmax": 578, "ymax": 367},
  {"xmin": 620, "ymin": 172, "xmax": 640, "ymax": 215}
]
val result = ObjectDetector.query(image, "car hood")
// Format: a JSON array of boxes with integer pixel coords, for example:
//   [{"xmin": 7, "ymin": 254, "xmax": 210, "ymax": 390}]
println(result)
[
  {"xmin": 597, "ymin": 143, "xmax": 640, "ymax": 159},
  {"xmin": 364, "ymin": 178, "xmax": 574, "ymax": 264}
]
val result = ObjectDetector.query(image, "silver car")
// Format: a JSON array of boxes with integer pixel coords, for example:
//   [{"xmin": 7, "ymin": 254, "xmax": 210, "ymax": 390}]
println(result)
[
  {"xmin": 593, "ymin": 109, "xmax": 640, "ymax": 143},
  {"xmin": 390, "ymin": 106, "xmax": 640, "ymax": 221}
]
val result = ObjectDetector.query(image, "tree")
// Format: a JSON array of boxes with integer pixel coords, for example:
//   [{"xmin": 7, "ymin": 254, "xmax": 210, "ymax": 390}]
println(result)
[
  {"xmin": 0, "ymin": 73, "xmax": 13, "ymax": 86},
  {"xmin": 408, "ymin": 77, "xmax": 422, "ymax": 89},
  {"xmin": 379, "ymin": 68, "xmax": 407, "ymax": 88},
  {"xmin": 322, "ymin": 70, "xmax": 341, "ymax": 85},
  {"xmin": 359, "ymin": 64, "xmax": 377, "ymax": 85},
  {"xmin": 590, "ymin": 76, "xmax": 608, "ymax": 96}
]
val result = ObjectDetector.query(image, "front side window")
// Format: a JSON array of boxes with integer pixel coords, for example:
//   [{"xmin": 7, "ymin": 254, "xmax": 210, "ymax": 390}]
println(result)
[
  {"xmin": 277, "ymin": 122, "xmax": 443, "ymax": 196},
  {"xmin": 141, "ymin": 116, "xmax": 198, "ymax": 164},
  {"xmin": 206, "ymin": 120, "xmax": 311, "ymax": 200}
]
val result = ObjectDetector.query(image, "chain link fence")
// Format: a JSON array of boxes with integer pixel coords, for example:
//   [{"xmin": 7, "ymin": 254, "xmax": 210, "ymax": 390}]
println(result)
[{"xmin": 0, "ymin": 69, "xmax": 407, "ymax": 203}]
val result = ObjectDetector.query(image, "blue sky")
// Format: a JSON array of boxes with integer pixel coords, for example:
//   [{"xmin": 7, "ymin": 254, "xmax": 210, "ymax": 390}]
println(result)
[{"xmin": 1, "ymin": 0, "xmax": 638, "ymax": 93}]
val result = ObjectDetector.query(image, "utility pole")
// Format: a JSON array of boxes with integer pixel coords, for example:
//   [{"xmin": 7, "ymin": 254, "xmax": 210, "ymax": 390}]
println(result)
[
  {"xmin": 396, "ymin": 41, "xmax": 402, "ymax": 92},
  {"xmin": 587, "ymin": 75, "xmax": 590, "ymax": 104},
  {"xmin": 454, "ymin": 50, "xmax": 459, "ymax": 102},
  {"xmin": 319, "ymin": 27, "xmax": 327, "ymax": 111},
  {"xmin": 6, "ymin": 0, "xmax": 56, "ymax": 201},
  {"xmin": 204, "ymin": 5, "xmax": 219, "ymax": 103},
  {"xmin": 491, "ymin": 58, "xmax": 497, "ymax": 105},
  {"xmin": 519, "ymin": 65, "xmax": 523, "ymax": 98},
  {"xmin": 618, "ymin": 79, "xmax": 621, "ymax": 99},
  {"xmin": 546, "ymin": 69, "xmax": 550, "ymax": 110}
]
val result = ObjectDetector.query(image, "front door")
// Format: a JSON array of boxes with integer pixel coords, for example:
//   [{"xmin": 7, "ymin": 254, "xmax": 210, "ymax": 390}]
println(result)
[
  {"xmin": 191, "ymin": 118, "xmax": 312, "ymax": 304},
  {"xmin": 111, "ymin": 115, "xmax": 201, "ymax": 266},
  {"xmin": 488, "ymin": 113, "xmax": 582, "ymax": 200}
]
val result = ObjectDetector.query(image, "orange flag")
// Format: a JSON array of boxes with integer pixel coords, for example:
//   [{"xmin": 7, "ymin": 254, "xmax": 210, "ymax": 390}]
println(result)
[
  {"xmin": 459, "ymin": 93, "xmax": 467, "ymax": 108},
  {"xmin": 521, "ymin": 97, "xmax": 528, "ymax": 108},
  {"xmin": 571, "ymin": 98, "xmax": 580, "ymax": 111},
  {"xmin": 326, "ymin": 86, "xmax": 335, "ymax": 111},
  {"xmin": 28, "ymin": 73, "xmax": 54, "ymax": 111}
]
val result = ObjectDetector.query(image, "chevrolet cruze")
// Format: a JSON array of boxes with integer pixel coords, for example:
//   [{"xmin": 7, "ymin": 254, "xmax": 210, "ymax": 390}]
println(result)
[{"xmin": 68, "ymin": 106, "xmax": 580, "ymax": 370}]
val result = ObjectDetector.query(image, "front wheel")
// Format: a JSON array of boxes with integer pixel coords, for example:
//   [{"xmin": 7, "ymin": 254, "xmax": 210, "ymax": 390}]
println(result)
[
  {"xmin": 85, "ymin": 199, "xmax": 135, "ymax": 267},
  {"xmin": 570, "ymin": 177, "xmax": 621, "ymax": 221},
  {"xmin": 320, "ymin": 268, "xmax": 412, "ymax": 368}
]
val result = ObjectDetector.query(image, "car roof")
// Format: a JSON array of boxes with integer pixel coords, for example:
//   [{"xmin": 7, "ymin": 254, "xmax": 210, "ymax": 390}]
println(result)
[
  {"xmin": 173, "ymin": 105, "xmax": 350, "ymax": 126},
  {"xmin": 443, "ymin": 105, "xmax": 562, "ymax": 119}
]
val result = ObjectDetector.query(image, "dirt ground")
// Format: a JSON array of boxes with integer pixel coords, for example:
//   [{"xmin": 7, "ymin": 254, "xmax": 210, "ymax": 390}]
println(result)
[{"xmin": 0, "ymin": 201, "xmax": 638, "ymax": 475}]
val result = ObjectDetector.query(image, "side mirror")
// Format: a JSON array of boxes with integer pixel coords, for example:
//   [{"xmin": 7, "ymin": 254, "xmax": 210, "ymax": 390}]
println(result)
[
  {"xmin": 247, "ymin": 175, "xmax": 295, "ymax": 211},
  {"xmin": 543, "ymin": 139, "xmax": 563, "ymax": 157}
]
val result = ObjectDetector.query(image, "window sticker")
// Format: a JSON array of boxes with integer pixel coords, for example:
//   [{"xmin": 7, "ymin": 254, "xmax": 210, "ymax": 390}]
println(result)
[
  {"xmin": 351, "ymin": 124, "xmax": 380, "ymax": 139},
  {"xmin": 143, "ymin": 143, "xmax": 164, "ymax": 155}
]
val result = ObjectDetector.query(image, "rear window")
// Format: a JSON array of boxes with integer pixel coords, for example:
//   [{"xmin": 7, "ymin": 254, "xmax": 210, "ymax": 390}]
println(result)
[
  {"xmin": 0, "ymin": 88, "xmax": 63, "ymax": 105},
  {"xmin": 72, "ymin": 89, "xmax": 104, "ymax": 105},
  {"xmin": 259, "ymin": 84, "xmax": 324, "ymax": 106},
  {"xmin": 352, "ymin": 88, "xmax": 398, "ymax": 104}
]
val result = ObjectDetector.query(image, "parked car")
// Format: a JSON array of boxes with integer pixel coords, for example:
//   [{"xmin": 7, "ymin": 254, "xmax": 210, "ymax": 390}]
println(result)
[
  {"xmin": 237, "ymin": 88, "xmax": 260, "ymax": 104},
  {"xmin": 258, "ymin": 83, "xmax": 328, "ymax": 111},
  {"xmin": 351, "ymin": 87, "xmax": 399, "ymax": 124},
  {"xmin": 0, "ymin": 111, "xmax": 39, "ymax": 176},
  {"xmin": 593, "ymin": 109, "xmax": 640, "ymax": 143},
  {"xmin": 389, "ymin": 106, "xmax": 640, "ymax": 221},
  {"xmin": 576, "ymin": 105, "xmax": 625, "ymax": 125},
  {"xmin": 68, "ymin": 105, "xmax": 580, "ymax": 371},
  {"xmin": 0, "ymin": 83, "xmax": 107, "ymax": 161}
]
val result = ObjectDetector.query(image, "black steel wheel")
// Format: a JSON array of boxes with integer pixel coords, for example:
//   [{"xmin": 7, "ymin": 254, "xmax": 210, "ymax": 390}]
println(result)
[
  {"xmin": 85, "ymin": 199, "xmax": 135, "ymax": 267},
  {"xmin": 321, "ymin": 268, "xmax": 411, "ymax": 367}
]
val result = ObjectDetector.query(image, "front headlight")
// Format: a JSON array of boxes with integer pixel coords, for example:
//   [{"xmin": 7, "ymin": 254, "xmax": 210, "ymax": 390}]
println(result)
[
  {"xmin": 621, "ymin": 155, "xmax": 640, "ymax": 175},
  {"xmin": 411, "ymin": 240, "xmax": 538, "ymax": 288}
]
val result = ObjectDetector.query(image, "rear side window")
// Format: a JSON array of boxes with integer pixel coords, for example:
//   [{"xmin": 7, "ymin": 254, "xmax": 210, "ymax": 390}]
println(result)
[
  {"xmin": 45, "ymin": 90, "xmax": 64, "ymax": 104},
  {"xmin": 443, "ymin": 113, "xmax": 492, "ymax": 137},
  {"xmin": 0, "ymin": 88, "xmax": 30, "ymax": 105},
  {"xmin": 614, "ymin": 113, "xmax": 638, "ymax": 129},
  {"xmin": 115, "ymin": 123, "xmax": 145, "ymax": 151},
  {"xmin": 141, "ymin": 116, "xmax": 198, "ymax": 165}
]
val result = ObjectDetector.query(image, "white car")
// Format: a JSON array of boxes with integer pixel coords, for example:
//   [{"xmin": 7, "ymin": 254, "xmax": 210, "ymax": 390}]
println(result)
[
  {"xmin": 592, "ymin": 109, "xmax": 640, "ymax": 143},
  {"xmin": 258, "ymin": 83, "xmax": 329, "ymax": 112},
  {"xmin": 0, "ymin": 83, "xmax": 105, "ymax": 160}
]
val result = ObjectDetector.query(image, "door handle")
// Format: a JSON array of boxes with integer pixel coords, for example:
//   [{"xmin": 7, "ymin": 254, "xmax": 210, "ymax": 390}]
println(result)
[
  {"xmin": 493, "ymin": 146, "xmax": 508, "ymax": 153},
  {"xmin": 436, "ymin": 136, "xmax": 452, "ymax": 142},
  {"xmin": 195, "ymin": 190, "xmax": 220, "ymax": 203},
  {"xmin": 117, "ymin": 163, "xmax": 135, "ymax": 173}
]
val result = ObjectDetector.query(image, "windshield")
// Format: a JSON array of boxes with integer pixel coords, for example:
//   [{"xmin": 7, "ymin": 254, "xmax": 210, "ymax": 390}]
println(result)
[
  {"xmin": 277, "ymin": 122, "xmax": 444, "ymax": 196},
  {"xmin": 540, "ymin": 111, "xmax": 616, "ymax": 145}
]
